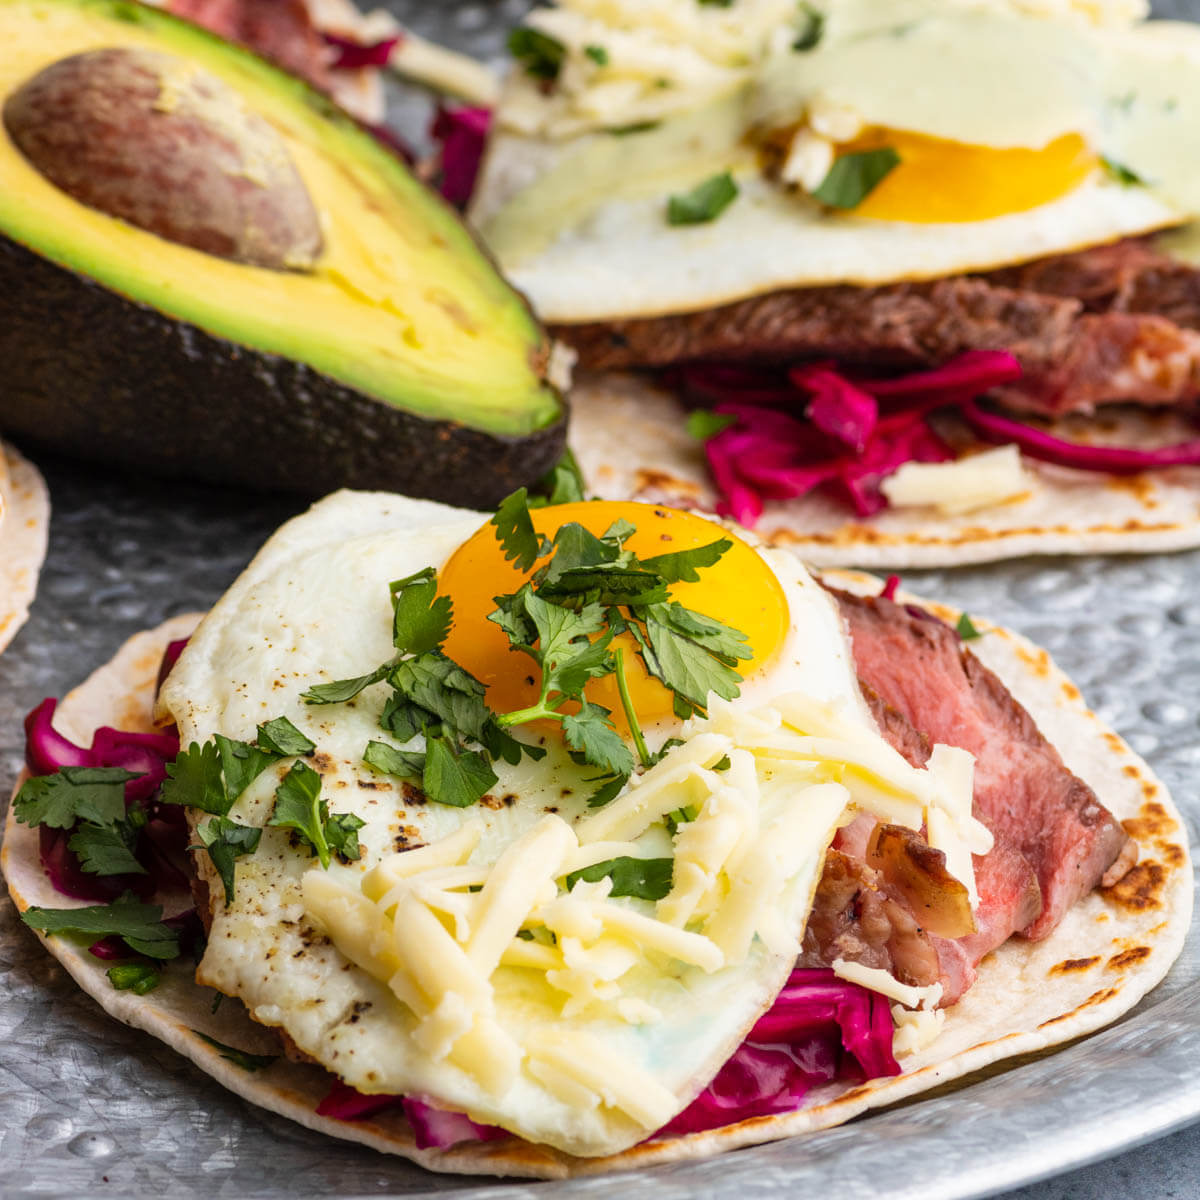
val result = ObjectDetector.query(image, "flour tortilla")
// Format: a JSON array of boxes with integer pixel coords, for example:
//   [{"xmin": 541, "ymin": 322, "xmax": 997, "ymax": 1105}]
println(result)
[
  {"xmin": 2, "ymin": 602, "xmax": 1191, "ymax": 1179},
  {"xmin": 570, "ymin": 371, "xmax": 1200, "ymax": 568},
  {"xmin": 0, "ymin": 440, "xmax": 49, "ymax": 653}
]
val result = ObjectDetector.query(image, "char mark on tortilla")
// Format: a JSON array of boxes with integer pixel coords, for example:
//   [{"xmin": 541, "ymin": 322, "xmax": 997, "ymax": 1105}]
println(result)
[
  {"xmin": 559, "ymin": 239, "xmax": 1200, "ymax": 418},
  {"xmin": 800, "ymin": 588, "xmax": 1133, "ymax": 1004}
]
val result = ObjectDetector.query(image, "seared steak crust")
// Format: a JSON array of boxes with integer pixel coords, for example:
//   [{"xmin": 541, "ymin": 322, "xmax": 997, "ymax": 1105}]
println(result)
[{"xmin": 558, "ymin": 239, "xmax": 1200, "ymax": 417}]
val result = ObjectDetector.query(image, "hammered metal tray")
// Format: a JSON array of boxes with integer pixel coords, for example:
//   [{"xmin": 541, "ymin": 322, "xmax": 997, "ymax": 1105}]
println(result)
[{"xmin": 2, "ymin": 2, "xmax": 1199, "ymax": 1196}]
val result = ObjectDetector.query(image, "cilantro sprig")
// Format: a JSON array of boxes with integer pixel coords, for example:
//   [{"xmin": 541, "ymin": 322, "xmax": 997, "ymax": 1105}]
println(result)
[
  {"xmin": 20, "ymin": 896, "xmax": 180, "ymax": 959},
  {"xmin": 564, "ymin": 856, "xmax": 673, "ymax": 900},
  {"xmin": 268, "ymin": 761, "xmax": 364, "ymax": 870},
  {"xmin": 162, "ymin": 715, "xmax": 357, "ymax": 886},
  {"xmin": 14, "ymin": 767, "xmax": 150, "ymax": 879},
  {"xmin": 305, "ymin": 492, "xmax": 752, "ymax": 812}
]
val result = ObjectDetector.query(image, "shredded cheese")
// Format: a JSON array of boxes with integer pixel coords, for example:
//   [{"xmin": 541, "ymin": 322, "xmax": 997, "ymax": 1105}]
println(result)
[
  {"xmin": 832, "ymin": 959, "xmax": 944, "ymax": 1010},
  {"xmin": 881, "ymin": 445, "xmax": 1031, "ymax": 516},
  {"xmin": 303, "ymin": 687, "xmax": 987, "ymax": 1116}
]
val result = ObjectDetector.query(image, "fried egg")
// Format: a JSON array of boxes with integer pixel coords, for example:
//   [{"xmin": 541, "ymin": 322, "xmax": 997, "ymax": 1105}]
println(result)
[
  {"xmin": 470, "ymin": 0, "xmax": 1200, "ymax": 322},
  {"xmin": 158, "ymin": 492, "xmax": 984, "ymax": 1156}
]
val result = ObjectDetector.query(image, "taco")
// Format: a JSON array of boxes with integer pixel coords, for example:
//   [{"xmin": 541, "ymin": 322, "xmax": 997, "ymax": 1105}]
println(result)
[
  {"xmin": 0, "ymin": 439, "xmax": 49, "ymax": 654},
  {"xmin": 467, "ymin": 0, "xmax": 1200, "ymax": 565},
  {"xmin": 2, "ymin": 492, "xmax": 1191, "ymax": 1178}
]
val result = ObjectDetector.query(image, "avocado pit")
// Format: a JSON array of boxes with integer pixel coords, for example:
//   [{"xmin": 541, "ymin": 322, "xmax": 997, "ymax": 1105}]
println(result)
[{"xmin": 3, "ymin": 46, "xmax": 323, "ymax": 270}]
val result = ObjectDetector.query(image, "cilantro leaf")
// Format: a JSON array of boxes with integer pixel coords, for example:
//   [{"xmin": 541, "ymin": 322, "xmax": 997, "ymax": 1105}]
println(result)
[
  {"xmin": 13, "ymin": 766, "xmax": 136, "ymax": 830},
  {"xmin": 812, "ymin": 148, "xmax": 900, "ymax": 209},
  {"xmin": 607, "ymin": 120, "xmax": 661, "ymax": 136},
  {"xmin": 20, "ymin": 897, "xmax": 180, "ymax": 959},
  {"xmin": 665, "ymin": 803, "xmax": 700, "ymax": 835},
  {"xmin": 389, "ymin": 654, "xmax": 490, "ymax": 741},
  {"xmin": 68, "ymin": 819, "xmax": 146, "ymax": 877},
  {"xmin": 160, "ymin": 741, "xmax": 229, "ymax": 815},
  {"xmin": 491, "ymin": 488, "xmax": 544, "ymax": 572},
  {"xmin": 531, "ymin": 448, "xmax": 587, "ymax": 507},
  {"xmin": 363, "ymin": 739, "xmax": 425, "ymax": 781},
  {"xmin": 390, "ymin": 568, "xmax": 454, "ymax": 657},
  {"xmin": 648, "ymin": 737, "xmax": 685, "ymax": 766},
  {"xmin": 686, "ymin": 410, "xmax": 737, "ymax": 441},
  {"xmin": 268, "ymin": 760, "xmax": 331, "ymax": 868},
  {"xmin": 487, "ymin": 587, "xmax": 537, "ymax": 650},
  {"xmin": 256, "ymin": 716, "xmax": 315, "ymax": 757},
  {"xmin": 667, "ymin": 172, "xmax": 739, "ymax": 226},
  {"xmin": 793, "ymin": 2, "xmax": 824, "ymax": 51},
  {"xmin": 508, "ymin": 26, "xmax": 565, "ymax": 81},
  {"xmin": 539, "ymin": 566, "xmax": 669, "ymax": 608},
  {"xmin": 521, "ymin": 591, "xmax": 609, "ymax": 697},
  {"xmin": 547, "ymin": 629, "xmax": 614, "ymax": 698},
  {"xmin": 193, "ymin": 1031, "xmax": 277, "ymax": 1072},
  {"xmin": 561, "ymin": 703, "xmax": 635, "ymax": 777},
  {"xmin": 584, "ymin": 44, "xmax": 608, "ymax": 65},
  {"xmin": 301, "ymin": 664, "xmax": 390, "ymax": 706},
  {"xmin": 643, "ymin": 607, "xmax": 743, "ymax": 709},
  {"xmin": 653, "ymin": 601, "xmax": 753, "ymax": 663},
  {"xmin": 108, "ymin": 963, "xmax": 161, "ymax": 994},
  {"xmin": 1101, "ymin": 155, "xmax": 1145, "ymax": 187},
  {"xmin": 540, "ymin": 522, "xmax": 621, "ymax": 585},
  {"xmin": 565, "ymin": 856, "xmax": 673, "ymax": 900},
  {"xmin": 956, "ymin": 612, "xmax": 983, "ymax": 641},
  {"xmin": 585, "ymin": 771, "xmax": 629, "ymax": 808},
  {"xmin": 423, "ymin": 735, "xmax": 498, "ymax": 808},
  {"xmin": 379, "ymin": 694, "xmax": 436, "ymax": 744},
  {"xmin": 326, "ymin": 812, "xmax": 366, "ymax": 864},
  {"xmin": 479, "ymin": 721, "xmax": 547, "ymax": 766},
  {"xmin": 194, "ymin": 817, "xmax": 263, "ymax": 905},
  {"xmin": 215, "ymin": 734, "xmax": 277, "ymax": 805},
  {"xmin": 639, "ymin": 538, "xmax": 733, "ymax": 584}
]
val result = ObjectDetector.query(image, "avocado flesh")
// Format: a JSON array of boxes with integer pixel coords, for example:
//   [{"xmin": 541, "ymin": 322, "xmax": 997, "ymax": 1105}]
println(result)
[{"xmin": 0, "ymin": 0, "xmax": 561, "ymax": 439}]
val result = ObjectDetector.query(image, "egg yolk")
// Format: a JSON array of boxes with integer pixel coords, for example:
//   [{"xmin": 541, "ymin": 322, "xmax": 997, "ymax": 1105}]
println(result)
[
  {"xmin": 439, "ymin": 501, "xmax": 789, "ymax": 726},
  {"xmin": 839, "ymin": 128, "xmax": 1096, "ymax": 223}
]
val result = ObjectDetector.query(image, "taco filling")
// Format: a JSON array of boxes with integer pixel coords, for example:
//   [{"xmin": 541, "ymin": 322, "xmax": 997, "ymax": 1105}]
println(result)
[
  {"xmin": 452, "ymin": 0, "xmax": 1200, "ymax": 549},
  {"xmin": 4, "ymin": 492, "xmax": 1188, "ymax": 1174}
]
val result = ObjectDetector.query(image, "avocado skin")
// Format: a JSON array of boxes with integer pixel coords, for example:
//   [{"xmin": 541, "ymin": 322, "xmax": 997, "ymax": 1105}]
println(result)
[{"xmin": 0, "ymin": 234, "xmax": 568, "ymax": 508}]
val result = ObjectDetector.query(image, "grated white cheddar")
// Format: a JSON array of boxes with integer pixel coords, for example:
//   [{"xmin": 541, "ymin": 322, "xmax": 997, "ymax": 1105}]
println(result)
[
  {"xmin": 832, "ymin": 959, "xmax": 944, "ymax": 1010},
  {"xmin": 881, "ymin": 445, "xmax": 1032, "ymax": 516},
  {"xmin": 892, "ymin": 1003, "xmax": 947, "ymax": 1055}
]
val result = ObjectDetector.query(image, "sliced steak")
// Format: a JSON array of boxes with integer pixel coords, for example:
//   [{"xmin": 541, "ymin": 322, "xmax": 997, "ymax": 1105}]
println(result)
[
  {"xmin": 829, "ymin": 588, "xmax": 1131, "ymax": 941},
  {"xmin": 984, "ymin": 237, "xmax": 1200, "ymax": 332},
  {"xmin": 815, "ymin": 685, "xmax": 1041, "ymax": 1004},
  {"xmin": 558, "ymin": 240, "xmax": 1200, "ymax": 417}
]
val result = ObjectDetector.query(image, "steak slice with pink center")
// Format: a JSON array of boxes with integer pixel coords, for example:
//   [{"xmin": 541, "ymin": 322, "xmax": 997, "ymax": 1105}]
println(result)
[{"xmin": 830, "ymin": 588, "xmax": 1131, "ymax": 941}]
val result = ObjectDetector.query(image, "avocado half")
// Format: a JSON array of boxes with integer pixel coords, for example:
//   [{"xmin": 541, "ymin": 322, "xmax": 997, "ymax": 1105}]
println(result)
[{"xmin": 0, "ymin": 0, "xmax": 565, "ymax": 506}]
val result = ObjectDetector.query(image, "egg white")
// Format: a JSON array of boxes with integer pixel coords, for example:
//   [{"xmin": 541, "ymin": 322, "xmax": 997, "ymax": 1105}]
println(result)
[{"xmin": 158, "ymin": 490, "xmax": 882, "ymax": 1155}]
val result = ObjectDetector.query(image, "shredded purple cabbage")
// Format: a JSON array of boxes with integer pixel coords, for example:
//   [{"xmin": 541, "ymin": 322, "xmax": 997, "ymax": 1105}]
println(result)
[
  {"xmin": 430, "ymin": 105, "xmax": 491, "ymax": 209},
  {"xmin": 402, "ymin": 1098, "xmax": 507, "ymax": 1150},
  {"xmin": 661, "ymin": 968, "xmax": 899, "ymax": 1136},
  {"xmin": 322, "ymin": 31, "xmax": 400, "ymax": 71},
  {"xmin": 316, "ymin": 1078, "xmax": 404, "ymax": 1121},
  {"xmin": 881, "ymin": 574, "xmax": 901, "ymax": 601},
  {"xmin": 314, "ymin": 1081, "xmax": 507, "ymax": 1149},
  {"xmin": 962, "ymin": 399, "xmax": 1200, "ymax": 474},
  {"xmin": 24, "ymin": 688, "xmax": 184, "ymax": 900},
  {"xmin": 156, "ymin": 637, "xmax": 189, "ymax": 695},
  {"xmin": 791, "ymin": 364, "xmax": 879, "ymax": 454},
  {"xmin": 314, "ymin": 969, "xmax": 898, "ymax": 1149},
  {"xmin": 686, "ymin": 352, "xmax": 1033, "ymax": 525}
]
